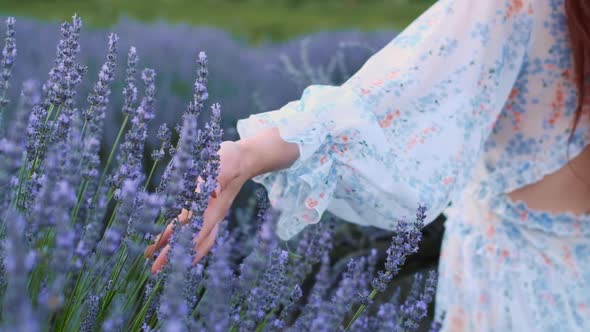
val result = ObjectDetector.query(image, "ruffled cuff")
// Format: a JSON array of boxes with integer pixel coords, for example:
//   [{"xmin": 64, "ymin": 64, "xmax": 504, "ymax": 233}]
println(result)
[{"xmin": 236, "ymin": 88, "xmax": 344, "ymax": 240}]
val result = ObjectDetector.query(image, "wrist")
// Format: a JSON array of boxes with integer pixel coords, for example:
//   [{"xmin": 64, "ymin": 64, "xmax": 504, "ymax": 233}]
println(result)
[
  {"xmin": 236, "ymin": 126, "xmax": 301, "ymax": 180},
  {"xmin": 236, "ymin": 138, "xmax": 259, "ymax": 180}
]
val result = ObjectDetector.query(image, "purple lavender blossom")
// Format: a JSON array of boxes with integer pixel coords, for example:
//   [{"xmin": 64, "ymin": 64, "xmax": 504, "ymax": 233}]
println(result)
[
  {"xmin": 86, "ymin": 33, "xmax": 118, "ymax": 115},
  {"xmin": 275, "ymin": 284, "xmax": 302, "ymax": 327},
  {"xmin": 183, "ymin": 262, "xmax": 204, "ymax": 314},
  {"xmin": 1, "ymin": 208, "xmax": 39, "ymax": 332},
  {"xmin": 44, "ymin": 15, "xmax": 83, "ymax": 107},
  {"xmin": 289, "ymin": 220, "xmax": 335, "ymax": 286},
  {"xmin": 5, "ymin": 79, "xmax": 40, "ymax": 143},
  {"xmin": 230, "ymin": 192, "xmax": 280, "ymax": 330},
  {"xmin": 75, "ymin": 184, "xmax": 109, "ymax": 266},
  {"xmin": 242, "ymin": 248, "xmax": 289, "ymax": 329},
  {"xmin": 429, "ymin": 311, "xmax": 446, "ymax": 332},
  {"xmin": 375, "ymin": 292, "xmax": 402, "ymax": 332},
  {"xmin": 101, "ymin": 295, "xmax": 127, "ymax": 332},
  {"xmin": 293, "ymin": 252, "xmax": 332, "ymax": 331},
  {"xmin": 24, "ymin": 104, "xmax": 47, "ymax": 162},
  {"xmin": 0, "ymin": 17, "xmax": 16, "ymax": 114},
  {"xmin": 141, "ymin": 278, "xmax": 160, "ymax": 330},
  {"xmin": 43, "ymin": 179, "xmax": 77, "ymax": 312},
  {"xmin": 99, "ymin": 179, "xmax": 139, "ymax": 256},
  {"xmin": 399, "ymin": 270, "xmax": 438, "ymax": 331},
  {"xmin": 371, "ymin": 205, "xmax": 427, "ymax": 294},
  {"xmin": 151, "ymin": 123, "xmax": 171, "ymax": 161},
  {"xmin": 335, "ymin": 258, "xmax": 366, "ymax": 312},
  {"xmin": 192, "ymin": 103, "xmax": 223, "ymax": 207},
  {"xmin": 158, "ymin": 223, "xmax": 193, "ymax": 332},
  {"xmin": 122, "ymin": 46, "xmax": 138, "ymax": 117},
  {"xmin": 110, "ymin": 68, "xmax": 157, "ymax": 194},
  {"xmin": 126, "ymin": 190, "xmax": 164, "ymax": 248},
  {"xmin": 83, "ymin": 32, "xmax": 118, "ymax": 137},
  {"xmin": 51, "ymin": 18, "xmax": 87, "ymax": 144},
  {"xmin": 0, "ymin": 137, "xmax": 23, "ymax": 210},
  {"xmin": 23, "ymin": 15, "xmax": 87, "ymax": 188},
  {"xmin": 349, "ymin": 315, "xmax": 370, "ymax": 332},
  {"xmin": 158, "ymin": 113, "xmax": 198, "ymax": 221},
  {"xmin": 28, "ymin": 135, "xmax": 77, "ymax": 245},
  {"xmin": 186, "ymin": 51, "xmax": 208, "ymax": 116},
  {"xmin": 193, "ymin": 229, "xmax": 234, "ymax": 332},
  {"xmin": 153, "ymin": 51, "xmax": 215, "ymax": 223},
  {"xmin": 81, "ymin": 294, "xmax": 100, "ymax": 332}
]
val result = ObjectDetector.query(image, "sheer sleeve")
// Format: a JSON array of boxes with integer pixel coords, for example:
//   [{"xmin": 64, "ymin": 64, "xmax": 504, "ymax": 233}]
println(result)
[{"xmin": 236, "ymin": 0, "xmax": 536, "ymax": 240}]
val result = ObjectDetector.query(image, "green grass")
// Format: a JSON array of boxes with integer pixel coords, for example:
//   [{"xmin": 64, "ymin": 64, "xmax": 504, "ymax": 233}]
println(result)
[{"xmin": 0, "ymin": 0, "xmax": 435, "ymax": 45}]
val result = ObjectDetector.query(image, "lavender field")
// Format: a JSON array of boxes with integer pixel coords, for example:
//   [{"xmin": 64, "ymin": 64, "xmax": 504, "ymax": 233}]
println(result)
[{"xmin": 0, "ymin": 9, "xmax": 445, "ymax": 332}]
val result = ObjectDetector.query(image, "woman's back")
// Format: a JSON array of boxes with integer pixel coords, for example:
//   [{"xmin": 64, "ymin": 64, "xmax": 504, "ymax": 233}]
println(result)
[
  {"xmin": 476, "ymin": 0, "xmax": 590, "ymax": 218},
  {"xmin": 507, "ymin": 144, "xmax": 590, "ymax": 217}
]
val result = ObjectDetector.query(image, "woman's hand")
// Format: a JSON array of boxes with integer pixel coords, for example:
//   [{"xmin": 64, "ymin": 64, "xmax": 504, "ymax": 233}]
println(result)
[
  {"xmin": 144, "ymin": 140, "xmax": 250, "ymax": 273},
  {"xmin": 144, "ymin": 127, "xmax": 301, "ymax": 273}
]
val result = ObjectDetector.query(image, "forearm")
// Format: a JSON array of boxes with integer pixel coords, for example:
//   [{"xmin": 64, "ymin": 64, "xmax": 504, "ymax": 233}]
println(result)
[{"xmin": 237, "ymin": 127, "xmax": 300, "ymax": 179}]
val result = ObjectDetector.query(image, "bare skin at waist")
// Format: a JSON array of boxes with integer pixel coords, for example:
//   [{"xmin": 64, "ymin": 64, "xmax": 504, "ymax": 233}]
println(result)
[{"xmin": 507, "ymin": 144, "xmax": 590, "ymax": 217}]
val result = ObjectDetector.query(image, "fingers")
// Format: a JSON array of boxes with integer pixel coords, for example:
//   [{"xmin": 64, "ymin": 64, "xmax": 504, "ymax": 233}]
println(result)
[
  {"xmin": 178, "ymin": 208, "xmax": 192, "ymax": 223},
  {"xmin": 144, "ymin": 208, "xmax": 192, "ymax": 258},
  {"xmin": 151, "ymin": 244, "xmax": 171, "ymax": 274},
  {"xmin": 151, "ymin": 223, "xmax": 219, "ymax": 274},
  {"xmin": 147, "ymin": 148, "xmax": 230, "ymax": 272},
  {"xmin": 144, "ymin": 220, "xmax": 174, "ymax": 258},
  {"xmin": 193, "ymin": 224, "xmax": 219, "ymax": 264},
  {"xmin": 194, "ymin": 196, "xmax": 224, "ymax": 247},
  {"xmin": 144, "ymin": 177, "xmax": 216, "ymax": 260}
]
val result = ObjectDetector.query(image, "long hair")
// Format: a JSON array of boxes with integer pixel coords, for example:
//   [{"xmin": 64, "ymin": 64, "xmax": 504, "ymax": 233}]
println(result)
[
  {"xmin": 566, "ymin": 0, "xmax": 590, "ymax": 141},
  {"xmin": 565, "ymin": 0, "xmax": 590, "ymax": 186}
]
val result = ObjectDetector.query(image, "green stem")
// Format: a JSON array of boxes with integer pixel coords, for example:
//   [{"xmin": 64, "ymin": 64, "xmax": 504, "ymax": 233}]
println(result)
[
  {"xmin": 45, "ymin": 103, "xmax": 55, "ymax": 123},
  {"xmin": 144, "ymin": 160, "xmax": 158, "ymax": 191},
  {"xmin": 78, "ymin": 253, "xmax": 120, "ymax": 301},
  {"xmin": 191, "ymin": 287, "xmax": 207, "ymax": 317},
  {"xmin": 344, "ymin": 284, "xmax": 382, "ymax": 330},
  {"xmin": 255, "ymin": 308, "xmax": 278, "ymax": 332},
  {"xmin": 12, "ymin": 152, "xmax": 28, "ymax": 210},
  {"xmin": 70, "ymin": 179, "xmax": 89, "ymax": 223},
  {"xmin": 80, "ymin": 119, "xmax": 87, "ymax": 140},
  {"xmin": 79, "ymin": 106, "xmax": 92, "ymax": 139},
  {"xmin": 106, "ymin": 201, "xmax": 120, "ymax": 229},
  {"xmin": 56, "ymin": 268, "xmax": 86, "ymax": 331},
  {"xmin": 130, "ymin": 278, "xmax": 162, "ymax": 331},
  {"xmin": 92, "ymin": 114, "xmax": 129, "ymax": 203},
  {"xmin": 0, "ymin": 90, "xmax": 7, "ymax": 125},
  {"xmin": 29, "ymin": 104, "xmax": 61, "ymax": 176}
]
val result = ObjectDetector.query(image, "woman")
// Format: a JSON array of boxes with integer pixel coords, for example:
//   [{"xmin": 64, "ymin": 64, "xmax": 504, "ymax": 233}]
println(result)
[{"xmin": 146, "ymin": 0, "xmax": 590, "ymax": 330}]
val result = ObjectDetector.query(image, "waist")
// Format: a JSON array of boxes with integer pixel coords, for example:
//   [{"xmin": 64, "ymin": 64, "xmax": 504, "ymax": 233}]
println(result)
[{"xmin": 446, "ymin": 182, "xmax": 590, "ymax": 238}]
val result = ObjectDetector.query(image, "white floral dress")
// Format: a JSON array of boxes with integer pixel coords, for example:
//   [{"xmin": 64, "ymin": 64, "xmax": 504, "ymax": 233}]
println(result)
[{"xmin": 236, "ymin": 0, "xmax": 590, "ymax": 330}]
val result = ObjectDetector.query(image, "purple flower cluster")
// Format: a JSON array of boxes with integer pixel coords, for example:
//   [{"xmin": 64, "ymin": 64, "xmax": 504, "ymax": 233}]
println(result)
[
  {"xmin": 0, "ymin": 17, "xmax": 16, "ymax": 114},
  {"xmin": 0, "ymin": 16, "xmax": 439, "ymax": 331}
]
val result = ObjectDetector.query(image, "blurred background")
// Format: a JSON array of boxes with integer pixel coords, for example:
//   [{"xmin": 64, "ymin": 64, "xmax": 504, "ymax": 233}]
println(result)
[{"xmin": 0, "ymin": 0, "xmax": 445, "ymax": 329}]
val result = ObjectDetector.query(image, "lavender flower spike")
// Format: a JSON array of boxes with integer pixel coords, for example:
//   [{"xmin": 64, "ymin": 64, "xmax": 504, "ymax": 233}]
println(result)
[
  {"xmin": 158, "ymin": 224, "xmax": 193, "ymax": 332},
  {"xmin": 372, "ymin": 204, "xmax": 427, "ymax": 293},
  {"xmin": 1, "ymin": 209, "xmax": 39, "ymax": 332},
  {"xmin": 122, "ymin": 46, "xmax": 139, "ymax": 116},
  {"xmin": 85, "ymin": 33, "xmax": 118, "ymax": 125},
  {"xmin": 0, "ymin": 17, "xmax": 16, "ymax": 114},
  {"xmin": 187, "ymin": 51, "xmax": 208, "ymax": 115}
]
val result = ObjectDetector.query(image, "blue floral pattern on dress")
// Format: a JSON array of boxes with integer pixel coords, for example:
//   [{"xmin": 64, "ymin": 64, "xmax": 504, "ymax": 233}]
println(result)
[{"xmin": 236, "ymin": 0, "xmax": 590, "ymax": 330}]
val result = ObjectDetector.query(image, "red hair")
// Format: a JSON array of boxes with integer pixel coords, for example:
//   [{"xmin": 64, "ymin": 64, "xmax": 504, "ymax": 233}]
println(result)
[
  {"xmin": 564, "ymin": 0, "xmax": 590, "ymax": 186},
  {"xmin": 565, "ymin": 0, "xmax": 590, "ymax": 141}
]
